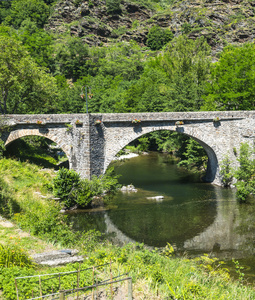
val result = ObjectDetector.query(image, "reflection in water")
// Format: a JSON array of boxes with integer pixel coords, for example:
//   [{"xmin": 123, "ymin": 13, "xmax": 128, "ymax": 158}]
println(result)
[{"xmin": 68, "ymin": 153, "xmax": 255, "ymax": 259}]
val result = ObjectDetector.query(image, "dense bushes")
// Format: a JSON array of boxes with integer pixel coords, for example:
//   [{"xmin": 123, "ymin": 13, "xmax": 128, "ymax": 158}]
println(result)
[
  {"xmin": 146, "ymin": 25, "xmax": 173, "ymax": 50},
  {"xmin": 53, "ymin": 167, "xmax": 120, "ymax": 209},
  {"xmin": 220, "ymin": 143, "xmax": 255, "ymax": 202},
  {"xmin": 235, "ymin": 143, "xmax": 255, "ymax": 202}
]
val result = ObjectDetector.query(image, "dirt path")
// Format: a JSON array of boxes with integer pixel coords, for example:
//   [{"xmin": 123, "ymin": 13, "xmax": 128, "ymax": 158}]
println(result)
[{"xmin": 0, "ymin": 215, "xmax": 56, "ymax": 255}]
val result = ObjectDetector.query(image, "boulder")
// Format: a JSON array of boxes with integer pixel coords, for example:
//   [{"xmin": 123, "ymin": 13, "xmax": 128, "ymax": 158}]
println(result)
[{"xmin": 146, "ymin": 196, "xmax": 164, "ymax": 201}]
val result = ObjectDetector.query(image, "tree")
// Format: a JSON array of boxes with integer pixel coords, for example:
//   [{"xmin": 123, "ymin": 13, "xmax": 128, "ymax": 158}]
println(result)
[
  {"xmin": 53, "ymin": 37, "xmax": 89, "ymax": 81},
  {"xmin": 0, "ymin": 0, "xmax": 12, "ymax": 24},
  {"xmin": 146, "ymin": 25, "xmax": 173, "ymax": 51},
  {"xmin": 8, "ymin": 0, "xmax": 50, "ymax": 29},
  {"xmin": 0, "ymin": 36, "xmax": 58, "ymax": 114},
  {"xmin": 160, "ymin": 35, "xmax": 211, "ymax": 111},
  {"xmin": 18, "ymin": 20, "xmax": 53, "ymax": 68},
  {"xmin": 203, "ymin": 43, "xmax": 255, "ymax": 111},
  {"xmin": 119, "ymin": 36, "xmax": 211, "ymax": 113},
  {"xmin": 178, "ymin": 139, "xmax": 207, "ymax": 173}
]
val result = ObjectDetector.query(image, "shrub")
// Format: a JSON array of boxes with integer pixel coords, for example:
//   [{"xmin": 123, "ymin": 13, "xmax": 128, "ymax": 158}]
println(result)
[
  {"xmin": 100, "ymin": 166, "xmax": 121, "ymax": 193},
  {"xmin": 146, "ymin": 25, "xmax": 173, "ymax": 50},
  {"xmin": 70, "ymin": 179, "xmax": 93, "ymax": 207},
  {"xmin": 53, "ymin": 167, "xmax": 120, "ymax": 209},
  {"xmin": 219, "ymin": 156, "xmax": 233, "ymax": 187},
  {"xmin": 106, "ymin": 0, "xmax": 121, "ymax": 14},
  {"xmin": 53, "ymin": 168, "xmax": 80, "ymax": 208},
  {"xmin": 234, "ymin": 143, "xmax": 255, "ymax": 202},
  {"xmin": 137, "ymin": 136, "xmax": 150, "ymax": 152}
]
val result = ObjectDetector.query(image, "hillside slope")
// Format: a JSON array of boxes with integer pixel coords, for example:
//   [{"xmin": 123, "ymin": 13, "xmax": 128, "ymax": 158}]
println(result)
[{"xmin": 47, "ymin": 0, "xmax": 255, "ymax": 54}]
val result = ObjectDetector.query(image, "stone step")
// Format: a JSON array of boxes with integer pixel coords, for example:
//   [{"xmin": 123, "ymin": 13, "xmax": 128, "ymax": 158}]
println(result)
[{"xmin": 32, "ymin": 249, "xmax": 84, "ymax": 266}]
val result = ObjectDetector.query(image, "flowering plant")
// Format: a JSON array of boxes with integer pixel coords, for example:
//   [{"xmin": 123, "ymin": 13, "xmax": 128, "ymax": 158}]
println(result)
[
  {"xmin": 175, "ymin": 121, "xmax": 184, "ymax": 126},
  {"xmin": 132, "ymin": 119, "xmax": 141, "ymax": 124},
  {"xmin": 75, "ymin": 120, "xmax": 82, "ymax": 125},
  {"xmin": 36, "ymin": 120, "xmax": 43, "ymax": 125},
  {"xmin": 94, "ymin": 120, "xmax": 102, "ymax": 125},
  {"xmin": 213, "ymin": 117, "xmax": 220, "ymax": 122}
]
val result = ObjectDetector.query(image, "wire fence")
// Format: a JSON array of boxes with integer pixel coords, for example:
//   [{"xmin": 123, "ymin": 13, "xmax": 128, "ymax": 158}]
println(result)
[{"xmin": 15, "ymin": 261, "xmax": 132, "ymax": 300}]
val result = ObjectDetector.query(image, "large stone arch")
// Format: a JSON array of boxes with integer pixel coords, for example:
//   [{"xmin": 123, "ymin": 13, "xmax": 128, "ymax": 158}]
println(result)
[
  {"xmin": 103, "ymin": 123, "xmax": 219, "ymax": 184},
  {"xmin": 4, "ymin": 128, "xmax": 71, "ymax": 163}
]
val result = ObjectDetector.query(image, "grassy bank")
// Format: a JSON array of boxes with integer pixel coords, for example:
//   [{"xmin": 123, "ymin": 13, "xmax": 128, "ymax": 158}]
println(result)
[{"xmin": 1, "ymin": 158, "xmax": 255, "ymax": 299}]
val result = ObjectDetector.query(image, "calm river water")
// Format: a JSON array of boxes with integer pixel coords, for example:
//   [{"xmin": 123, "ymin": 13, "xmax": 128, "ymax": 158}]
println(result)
[{"xmin": 68, "ymin": 152, "xmax": 255, "ymax": 281}]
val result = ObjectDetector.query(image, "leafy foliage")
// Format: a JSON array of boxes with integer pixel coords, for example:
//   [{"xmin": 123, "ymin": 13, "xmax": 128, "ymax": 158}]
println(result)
[
  {"xmin": 0, "ymin": 140, "xmax": 5, "ymax": 159},
  {"xmin": 19, "ymin": 20, "xmax": 53, "ymax": 68},
  {"xmin": 52, "ymin": 37, "xmax": 89, "ymax": 81},
  {"xmin": 219, "ymin": 155, "xmax": 233, "ymax": 187},
  {"xmin": 53, "ymin": 167, "xmax": 120, "ymax": 209},
  {"xmin": 53, "ymin": 168, "xmax": 81, "ymax": 208},
  {"xmin": 106, "ymin": 0, "xmax": 121, "ymax": 14},
  {"xmin": 177, "ymin": 139, "xmax": 207, "ymax": 173},
  {"xmin": 160, "ymin": 35, "xmax": 211, "ymax": 111},
  {"xmin": 234, "ymin": 143, "xmax": 255, "ymax": 202},
  {"xmin": 0, "ymin": 266, "xmax": 36, "ymax": 300},
  {"xmin": 0, "ymin": 244, "xmax": 34, "ymax": 268},
  {"xmin": 7, "ymin": 0, "xmax": 50, "ymax": 29},
  {"xmin": 203, "ymin": 43, "xmax": 255, "ymax": 111},
  {"xmin": 147, "ymin": 25, "xmax": 173, "ymax": 50},
  {"xmin": 5, "ymin": 0, "xmax": 49, "ymax": 28},
  {"xmin": 0, "ymin": 36, "xmax": 58, "ymax": 114}
]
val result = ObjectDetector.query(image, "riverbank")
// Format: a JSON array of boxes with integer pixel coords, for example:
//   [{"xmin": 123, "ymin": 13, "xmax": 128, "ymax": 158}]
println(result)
[{"xmin": 1, "ymin": 158, "xmax": 255, "ymax": 299}]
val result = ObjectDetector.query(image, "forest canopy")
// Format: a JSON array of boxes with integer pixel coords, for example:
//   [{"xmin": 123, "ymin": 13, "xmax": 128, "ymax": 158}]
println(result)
[{"xmin": 0, "ymin": 0, "xmax": 254, "ymax": 115}]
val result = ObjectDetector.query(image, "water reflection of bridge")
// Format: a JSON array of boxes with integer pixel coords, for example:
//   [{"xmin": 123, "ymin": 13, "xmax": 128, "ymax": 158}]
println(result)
[{"xmin": 104, "ymin": 187, "xmax": 254, "ymax": 258}]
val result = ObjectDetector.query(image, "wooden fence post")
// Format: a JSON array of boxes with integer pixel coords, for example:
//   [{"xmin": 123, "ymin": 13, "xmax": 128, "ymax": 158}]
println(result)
[
  {"xmin": 39, "ymin": 276, "xmax": 42, "ymax": 298},
  {"xmin": 15, "ymin": 278, "xmax": 19, "ymax": 300},
  {"xmin": 77, "ymin": 264, "xmax": 80, "ymax": 300},
  {"xmin": 92, "ymin": 266, "xmax": 95, "ymax": 300},
  {"xmin": 128, "ymin": 278, "xmax": 132, "ymax": 300},
  {"xmin": 59, "ymin": 290, "xmax": 65, "ymax": 300}
]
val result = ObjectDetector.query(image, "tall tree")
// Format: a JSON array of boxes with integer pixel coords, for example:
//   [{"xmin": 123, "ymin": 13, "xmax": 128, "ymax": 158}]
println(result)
[
  {"xmin": 7, "ymin": 0, "xmax": 50, "ymax": 29},
  {"xmin": 203, "ymin": 43, "xmax": 255, "ymax": 111},
  {"xmin": 0, "ymin": 36, "xmax": 58, "ymax": 114},
  {"xmin": 160, "ymin": 35, "xmax": 211, "ymax": 111},
  {"xmin": 53, "ymin": 37, "xmax": 89, "ymax": 82}
]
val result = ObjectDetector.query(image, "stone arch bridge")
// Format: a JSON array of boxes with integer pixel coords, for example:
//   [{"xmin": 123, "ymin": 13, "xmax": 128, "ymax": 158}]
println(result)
[{"xmin": 2, "ymin": 111, "xmax": 255, "ymax": 185}]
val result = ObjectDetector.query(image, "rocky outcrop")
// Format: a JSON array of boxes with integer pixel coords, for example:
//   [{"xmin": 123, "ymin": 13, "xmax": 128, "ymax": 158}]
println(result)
[
  {"xmin": 45, "ymin": 0, "xmax": 255, "ymax": 53},
  {"xmin": 46, "ymin": 0, "xmax": 152, "ymax": 46}
]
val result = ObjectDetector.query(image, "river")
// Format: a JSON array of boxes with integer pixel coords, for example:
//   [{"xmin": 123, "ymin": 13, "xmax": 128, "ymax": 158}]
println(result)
[{"xmin": 68, "ymin": 152, "xmax": 255, "ymax": 281}]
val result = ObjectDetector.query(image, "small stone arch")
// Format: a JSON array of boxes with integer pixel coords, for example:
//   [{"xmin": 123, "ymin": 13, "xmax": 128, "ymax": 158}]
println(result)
[
  {"xmin": 4, "ymin": 129, "xmax": 71, "ymax": 163},
  {"xmin": 104, "ymin": 127, "xmax": 218, "ymax": 183}
]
